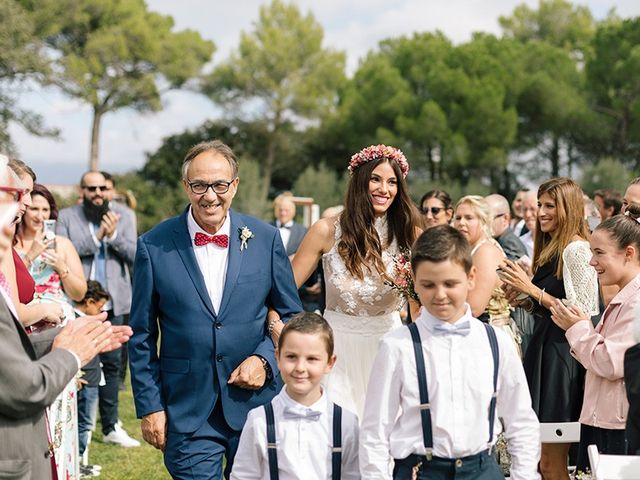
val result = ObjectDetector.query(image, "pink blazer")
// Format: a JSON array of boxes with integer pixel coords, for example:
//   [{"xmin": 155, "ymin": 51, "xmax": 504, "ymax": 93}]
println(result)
[{"xmin": 566, "ymin": 273, "xmax": 640, "ymax": 429}]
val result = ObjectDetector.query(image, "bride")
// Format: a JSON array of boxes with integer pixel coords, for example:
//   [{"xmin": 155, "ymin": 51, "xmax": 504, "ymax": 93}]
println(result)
[{"xmin": 270, "ymin": 145, "xmax": 421, "ymax": 416}]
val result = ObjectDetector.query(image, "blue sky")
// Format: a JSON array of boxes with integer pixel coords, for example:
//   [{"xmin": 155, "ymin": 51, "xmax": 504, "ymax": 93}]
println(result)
[{"xmin": 9, "ymin": 0, "xmax": 640, "ymax": 185}]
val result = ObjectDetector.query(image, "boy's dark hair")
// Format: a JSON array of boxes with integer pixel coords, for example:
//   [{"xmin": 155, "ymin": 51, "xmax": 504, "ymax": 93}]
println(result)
[
  {"xmin": 82, "ymin": 280, "xmax": 110, "ymax": 304},
  {"xmin": 411, "ymin": 224, "xmax": 473, "ymax": 273},
  {"xmin": 277, "ymin": 312, "xmax": 334, "ymax": 357}
]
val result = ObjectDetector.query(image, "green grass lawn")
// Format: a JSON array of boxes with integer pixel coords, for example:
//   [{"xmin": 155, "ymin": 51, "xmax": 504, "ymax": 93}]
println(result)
[{"xmin": 88, "ymin": 378, "xmax": 170, "ymax": 479}]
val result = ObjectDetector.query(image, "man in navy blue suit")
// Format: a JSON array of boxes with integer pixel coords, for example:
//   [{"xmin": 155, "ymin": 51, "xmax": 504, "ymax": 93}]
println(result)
[{"xmin": 128, "ymin": 140, "xmax": 302, "ymax": 479}]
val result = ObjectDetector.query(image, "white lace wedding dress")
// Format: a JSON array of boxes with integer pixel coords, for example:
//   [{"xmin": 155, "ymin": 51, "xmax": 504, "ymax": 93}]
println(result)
[{"xmin": 322, "ymin": 216, "xmax": 405, "ymax": 418}]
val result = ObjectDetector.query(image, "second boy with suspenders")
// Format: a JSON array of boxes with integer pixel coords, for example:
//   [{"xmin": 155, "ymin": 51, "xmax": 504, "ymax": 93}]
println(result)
[{"xmin": 231, "ymin": 313, "xmax": 360, "ymax": 479}]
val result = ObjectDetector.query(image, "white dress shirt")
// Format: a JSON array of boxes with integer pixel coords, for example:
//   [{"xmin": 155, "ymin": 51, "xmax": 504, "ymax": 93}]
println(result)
[
  {"xmin": 359, "ymin": 305, "xmax": 540, "ymax": 480},
  {"xmin": 231, "ymin": 388, "xmax": 361, "ymax": 480},
  {"xmin": 520, "ymin": 230, "xmax": 534, "ymax": 258},
  {"xmin": 277, "ymin": 220, "xmax": 294, "ymax": 252},
  {"xmin": 187, "ymin": 207, "xmax": 230, "ymax": 314}
]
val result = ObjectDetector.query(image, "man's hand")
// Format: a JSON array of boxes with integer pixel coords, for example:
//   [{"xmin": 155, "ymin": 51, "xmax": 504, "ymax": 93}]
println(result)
[
  {"xmin": 41, "ymin": 302, "xmax": 65, "ymax": 325},
  {"xmin": 101, "ymin": 211, "xmax": 120, "ymax": 239},
  {"xmin": 69, "ymin": 313, "xmax": 133, "ymax": 353},
  {"xmin": 52, "ymin": 319, "xmax": 114, "ymax": 366},
  {"xmin": 141, "ymin": 411, "xmax": 167, "ymax": 451},
  {"xmin": 228, "ymin": 355, "xmax": 267, "ymax": 390}
]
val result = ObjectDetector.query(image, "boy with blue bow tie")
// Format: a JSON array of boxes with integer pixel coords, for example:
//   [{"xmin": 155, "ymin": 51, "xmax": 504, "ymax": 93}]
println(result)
[
  {"xmin": 360, "ymin": 225, "xmax": 540, "ymax": 479},
  {"xmin": 231, "ymin": 312, "xmax": 360, "ymax": 479}
]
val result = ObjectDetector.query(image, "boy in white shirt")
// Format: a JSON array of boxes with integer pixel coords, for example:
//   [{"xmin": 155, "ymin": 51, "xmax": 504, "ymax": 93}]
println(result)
[
  {"xmin": 231, "ymin": 312, "xmax": 360, "ymax": 479},
  {"xmin": 360, "ymin": 225, "xmax": 540, "ymax": 479}
]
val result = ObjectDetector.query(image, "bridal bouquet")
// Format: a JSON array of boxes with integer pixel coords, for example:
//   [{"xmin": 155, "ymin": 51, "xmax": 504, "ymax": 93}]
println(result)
[{"xmin": 384, "ymin": 248, "xmax": 419, "ymax": 303}]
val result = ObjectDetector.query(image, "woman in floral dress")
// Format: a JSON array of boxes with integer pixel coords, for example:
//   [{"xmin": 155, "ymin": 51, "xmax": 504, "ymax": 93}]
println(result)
[{"xmin": 15, "ymin": 183, "xmax": 87, "ymax": 480}]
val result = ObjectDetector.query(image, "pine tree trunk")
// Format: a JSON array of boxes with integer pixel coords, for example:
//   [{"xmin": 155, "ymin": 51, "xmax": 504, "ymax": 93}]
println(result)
[
  {"xmin": 551, "ymin": 134, "xmax": 560, "ymax": 177},
  {"xmin": 89, "ymin": 107, "xmax": 102, "ymax": 171}
]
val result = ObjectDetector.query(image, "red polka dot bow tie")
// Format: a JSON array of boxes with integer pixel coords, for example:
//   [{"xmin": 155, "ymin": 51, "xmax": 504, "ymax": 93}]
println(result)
[{"xmin": 194, "ymin": 232, "xmax": 229, "ymax": 248}]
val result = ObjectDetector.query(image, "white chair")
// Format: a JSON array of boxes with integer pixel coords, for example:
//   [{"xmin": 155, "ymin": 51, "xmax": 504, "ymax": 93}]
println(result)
[
  {"xmin": 588, "ymin": 444, "xmax": 640, "ymax": 479},
  {"xmin": 540, "ymin": 421, "xmax": 581, "ymax": 443}
]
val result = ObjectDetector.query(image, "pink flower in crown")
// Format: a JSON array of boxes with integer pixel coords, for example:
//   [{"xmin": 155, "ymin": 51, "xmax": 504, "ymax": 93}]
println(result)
[{"xmin": 348, "ymin": 144, "xmax": 410, "ymax": 178}]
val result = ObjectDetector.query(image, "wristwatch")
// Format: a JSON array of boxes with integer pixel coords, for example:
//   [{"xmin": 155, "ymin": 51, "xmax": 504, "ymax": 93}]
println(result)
[{"xmin": 257, "ymin": 355, "xmax": 273, "ymax": 382}]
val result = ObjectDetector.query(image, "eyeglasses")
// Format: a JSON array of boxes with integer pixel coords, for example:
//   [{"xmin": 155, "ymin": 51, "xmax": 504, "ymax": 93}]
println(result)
[
  {"xmin": 0, "ymin": 186, "xmax": 24, "ymax": 202},
  {"xmin": 420, "ymin": 206, "xmax": 445, "ymax": 216},
  {"xmin": 187, "ymin": 178, "xmax": 236, "ymax": 195},
  {"xmin": 83, "ymin": 185, "xmax": 109, "ymax": 193}
]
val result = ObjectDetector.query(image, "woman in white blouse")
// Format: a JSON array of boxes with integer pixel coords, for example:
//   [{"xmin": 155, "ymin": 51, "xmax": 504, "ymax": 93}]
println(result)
[{"xmin": 499, "ymin": 177, "xmax": 599, "ymax": 480}]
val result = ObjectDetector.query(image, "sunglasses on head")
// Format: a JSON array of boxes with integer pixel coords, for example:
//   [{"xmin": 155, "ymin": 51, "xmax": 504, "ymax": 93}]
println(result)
[
  {"xmin": 420, "ymin": 206, "xmax": 445, "ymax": 216},
  {"xmin": 83, "ymin": 185, "xmax": 109, "ymax": 193}
]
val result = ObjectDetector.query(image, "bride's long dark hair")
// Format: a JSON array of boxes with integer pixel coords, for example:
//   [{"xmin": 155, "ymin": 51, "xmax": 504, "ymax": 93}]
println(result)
[{"xmin": 338, "ymin": 157, "xmax": 419, "ymax": 280}]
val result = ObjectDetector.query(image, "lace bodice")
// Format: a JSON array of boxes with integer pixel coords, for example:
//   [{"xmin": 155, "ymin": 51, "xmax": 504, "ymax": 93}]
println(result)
[
  {"xmin": 562, "ymin": 240, "xmax": 599, "ymax": 316},
  {"xmin": 322, "ymin": 216, "xmax": 405, "ymax": 316}
]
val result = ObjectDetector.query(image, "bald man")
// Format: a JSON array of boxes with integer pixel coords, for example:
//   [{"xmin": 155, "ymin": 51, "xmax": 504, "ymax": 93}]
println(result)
[{"xmin": 485, "ymin": 194, "xmax": 527, "ymax": 261}]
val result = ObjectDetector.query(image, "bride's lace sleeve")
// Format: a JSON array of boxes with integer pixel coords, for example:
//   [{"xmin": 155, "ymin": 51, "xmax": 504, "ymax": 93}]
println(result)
[{"xmin": 562, "ymin": 241, "xmax": 599, "ymax": 316}]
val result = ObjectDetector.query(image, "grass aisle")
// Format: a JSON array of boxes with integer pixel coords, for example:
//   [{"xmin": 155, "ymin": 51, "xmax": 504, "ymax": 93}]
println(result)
[{"xmin": 89, "ymin": 377, "xmax": 170, "ymax": 479}]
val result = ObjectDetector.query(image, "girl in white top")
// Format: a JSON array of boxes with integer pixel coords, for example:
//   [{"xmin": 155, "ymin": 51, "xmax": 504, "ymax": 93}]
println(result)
[{"xmin": 231, "ymin": 312, "xmax": 360, "ymax": 480}]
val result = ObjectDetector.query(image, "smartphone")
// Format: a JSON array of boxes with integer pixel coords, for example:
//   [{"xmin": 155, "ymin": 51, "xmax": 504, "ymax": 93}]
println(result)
[
  {"xmin": 0, "ymin": 202, "xmax": 19, "ymax": 228},
  {"xmin": 43, "ymin": 219, "xmax": 57, "ymax": 249}
]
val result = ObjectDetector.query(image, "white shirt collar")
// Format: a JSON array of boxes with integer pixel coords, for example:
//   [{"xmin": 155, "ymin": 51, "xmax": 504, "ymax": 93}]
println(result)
[
  {"xmin": 187, "ymin": 206, "xmax": 231, "ymax": 245},
  {"xmin": 416, "ymin": 303, "xmax": 474, "ymax": 334},
  {"xmin": 280, "ymin": 386, "xmax": 328, "ymax": 413},
  {"xmin": 0, "ymin": 281, "xmax": 18, "ymax": 319},
  {"xmin": 277, "ymin": 220, "xmax": 294, "ymax": 228}
]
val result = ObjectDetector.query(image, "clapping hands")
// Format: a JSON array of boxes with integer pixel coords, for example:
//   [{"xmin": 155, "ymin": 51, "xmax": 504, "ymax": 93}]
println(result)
[{"xmin": 550, "ymin": 299, "xmax": 587, "ymax": 331}]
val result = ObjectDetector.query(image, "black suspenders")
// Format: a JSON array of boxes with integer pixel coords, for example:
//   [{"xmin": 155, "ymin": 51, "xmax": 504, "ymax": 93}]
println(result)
[
  {"xmin": 408, "ymin": 322, "xmax": 435, "ymax": 459},
  {"xmin": 332, "ymin": 405, "xmax": 342, "ymax": 479},
  {"xmin": 264, "ymin": 402, "xmax": 280, "ymax": 480},
  {"xmin": 264, "ymin": 402, "xmax": 343, "ymax": 480},
  {"xmin": 407, "ymin": 321, "xmax": 499, "ymax": 459}
]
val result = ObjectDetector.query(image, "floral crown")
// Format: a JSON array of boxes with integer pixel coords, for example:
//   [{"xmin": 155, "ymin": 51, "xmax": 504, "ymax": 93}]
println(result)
[{"xmin": 348, "ymin": 144, "xmax": 409, "ymax": 178}]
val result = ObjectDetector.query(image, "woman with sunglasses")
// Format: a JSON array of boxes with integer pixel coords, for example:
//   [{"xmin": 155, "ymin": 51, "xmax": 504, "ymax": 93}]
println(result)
[{"xmin": 419, "ymin": 190, "xmax": 454, "ymax": 229}]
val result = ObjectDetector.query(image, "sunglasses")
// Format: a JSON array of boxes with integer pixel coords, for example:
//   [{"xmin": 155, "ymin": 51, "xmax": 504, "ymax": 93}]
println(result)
[
  {"xmin": 420, "ymin": 206, "xmax": 445, "ymax": 216},
  {"xmin": 83, "ymin": 185, "xmax": 109, "ymax": 193},
  {"xmin": 0, "ymin": 186, "xmax": 25, "ymax": 202}
]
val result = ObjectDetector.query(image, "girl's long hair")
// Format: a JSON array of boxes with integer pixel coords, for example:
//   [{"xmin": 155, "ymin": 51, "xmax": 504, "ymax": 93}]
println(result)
[
  {"xmin": 533, "ymin": 177, "xmax": 589, "ymax": 278},
  {"xmin": 338, "ymin": 158, "xmax": 419, "ymax": 279}
]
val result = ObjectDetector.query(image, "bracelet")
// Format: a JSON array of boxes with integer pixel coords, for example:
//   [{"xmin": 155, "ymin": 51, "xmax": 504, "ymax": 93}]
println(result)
[
  {"xmin": 538, "ymin": 288, "xmax": 545, "ymax": 305},
  {"xmin": 267, "ymin": 317, "xmax": 279, "ymax": 335},
  {"xmin": 59, "ymin": 267, "xmax": 70, "ymax": 279}
]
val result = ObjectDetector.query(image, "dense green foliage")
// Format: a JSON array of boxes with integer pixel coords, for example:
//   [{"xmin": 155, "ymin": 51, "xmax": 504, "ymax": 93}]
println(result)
[{"xmin": 18, "ymin": 0, "xmax": 214, "ymax": 169}]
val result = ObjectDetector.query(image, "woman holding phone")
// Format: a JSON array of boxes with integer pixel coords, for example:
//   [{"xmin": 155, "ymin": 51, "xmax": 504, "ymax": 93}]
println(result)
[{"xmin": 15, "ymin": 183, "xmax": 86, "ymax": 306}]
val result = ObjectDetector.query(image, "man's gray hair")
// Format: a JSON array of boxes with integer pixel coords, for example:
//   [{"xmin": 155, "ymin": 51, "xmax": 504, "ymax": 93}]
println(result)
[{"xmin": 181, "ymin": 140, "xmax": 238, "ymax": 181}]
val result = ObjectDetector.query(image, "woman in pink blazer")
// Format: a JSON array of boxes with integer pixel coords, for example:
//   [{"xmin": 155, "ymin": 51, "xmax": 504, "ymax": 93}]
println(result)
[{"xmin": 551, "ymin": 204, "xmax": 640, "ymax": 473}]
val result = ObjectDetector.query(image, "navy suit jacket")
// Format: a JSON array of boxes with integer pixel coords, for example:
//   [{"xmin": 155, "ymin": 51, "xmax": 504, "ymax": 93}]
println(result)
[
  {"xmin": 128, "ymin": 208, "xmax": 302, "ymax": 433},
  {"xmin": 271, "ymin": 221, "xmax": 307, "ymax": 256}
]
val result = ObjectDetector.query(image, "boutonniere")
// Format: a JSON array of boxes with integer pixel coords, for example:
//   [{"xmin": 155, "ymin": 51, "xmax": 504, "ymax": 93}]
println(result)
[{"xmin": 238, "ymin": 226, "xmax": 255, "ymax": 251}]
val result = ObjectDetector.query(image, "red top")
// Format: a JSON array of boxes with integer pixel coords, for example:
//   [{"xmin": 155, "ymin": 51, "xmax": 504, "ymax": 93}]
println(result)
[{"xmin": 13, "ymin": 248, "xmax": 35, "ymax": 304}]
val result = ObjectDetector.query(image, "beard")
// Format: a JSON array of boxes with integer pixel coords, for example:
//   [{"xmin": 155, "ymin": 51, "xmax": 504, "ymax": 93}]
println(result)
[{"xmin": 83, "ymin": 197, "xmax": 110, "ymax": 225}]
